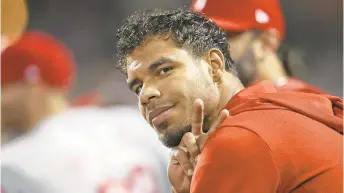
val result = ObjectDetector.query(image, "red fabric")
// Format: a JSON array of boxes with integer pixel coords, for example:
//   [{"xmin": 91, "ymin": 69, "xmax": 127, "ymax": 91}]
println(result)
[
  {"xmin": 191, "ymin": 0, "xmax": 285, "ymax": 38},
  {"xmin": 1, "ymin": 30, "xmax": 75, "ymax": 88},
  {"xmin": 191, "ymin": 80, "xmax": 343, "ymax": 193}
]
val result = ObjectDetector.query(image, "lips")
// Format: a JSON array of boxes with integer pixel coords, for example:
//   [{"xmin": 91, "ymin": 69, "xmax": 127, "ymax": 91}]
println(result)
[{"xmin": 148, "ymin": 106, "xmax": 174, "ymax": 126}]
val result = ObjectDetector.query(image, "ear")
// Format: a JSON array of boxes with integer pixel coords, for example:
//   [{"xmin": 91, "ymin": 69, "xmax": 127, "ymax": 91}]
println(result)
[
  {"xmin": 205, "ymin": 48, "xmax": 225, "ymax": 82},
  {"xmin": 260, "ymin": 28, "xmax": 281, "ymax": 52}
]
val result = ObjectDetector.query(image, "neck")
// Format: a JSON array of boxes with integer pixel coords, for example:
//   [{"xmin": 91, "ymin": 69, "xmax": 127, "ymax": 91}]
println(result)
[{"xmin": 218, "ymin": 72, "xmax": 244, "ymax": 111}]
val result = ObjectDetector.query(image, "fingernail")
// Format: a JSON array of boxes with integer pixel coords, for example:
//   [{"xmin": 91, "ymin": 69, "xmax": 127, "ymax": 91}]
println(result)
[{"xmin": 187, "ymin": 169, "xmax": 193, "ymax": 176}]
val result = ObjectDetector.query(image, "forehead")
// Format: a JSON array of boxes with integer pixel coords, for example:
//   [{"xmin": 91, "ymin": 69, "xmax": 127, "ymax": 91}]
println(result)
[{"xmin": 126, "ymin": 37, "xmax": 190, "ymax": 70}]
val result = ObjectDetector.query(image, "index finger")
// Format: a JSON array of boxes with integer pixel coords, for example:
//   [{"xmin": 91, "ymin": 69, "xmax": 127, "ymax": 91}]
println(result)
[{"xmin": 191, "ymin": 99, "xmax": 204, "ymax": 136}]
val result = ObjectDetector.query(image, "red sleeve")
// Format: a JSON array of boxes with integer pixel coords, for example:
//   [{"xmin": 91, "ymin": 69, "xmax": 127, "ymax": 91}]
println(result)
[{"xmin": 191, "ymin": 127, "xmax": 280, "ymax": 193}]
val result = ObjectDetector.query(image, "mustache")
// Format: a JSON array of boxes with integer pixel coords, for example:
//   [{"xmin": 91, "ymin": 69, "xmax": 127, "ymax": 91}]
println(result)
[{"xmin": 146, "ymin": 100, "xmax": 174, "ymax": 110}]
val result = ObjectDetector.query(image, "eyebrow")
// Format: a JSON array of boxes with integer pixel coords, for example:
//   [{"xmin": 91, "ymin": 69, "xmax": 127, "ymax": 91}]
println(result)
[
  {"xmin": 128, "ymin": 57, "xmax": 174, "ymax": 91},
  {"xmin": 148, "ymin": 57, "xmax": 174, "ymax": 72}
]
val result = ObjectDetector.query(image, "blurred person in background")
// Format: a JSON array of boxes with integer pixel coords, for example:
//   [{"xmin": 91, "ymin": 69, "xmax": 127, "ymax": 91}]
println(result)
[
  {"xmin": 1, "ymin": 103, "xmax": 171, "ymax": 193},
  {"xmin": 1, "ymin": 31, "xmax": 171, "ymax": 192},
  {"xmin": 71, "ymin": 92, "xmax": 105, "ymax": 107},
  {"xmin": 1, "ymin": 30, "xmax": 74, "ymax": 143},
  {"xmin": 1, "ymin": 0, "xmax": 28, "ymax": 52},
  {"xmin": 191, "ymin": 0, "xmax": 328, "ymax": 94}
]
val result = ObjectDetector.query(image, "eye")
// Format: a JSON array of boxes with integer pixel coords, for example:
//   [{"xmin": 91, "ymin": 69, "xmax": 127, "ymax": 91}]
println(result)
[
  {"xmin": 134, "ymin": 85, "xmax": 142, "ymax": 95},
  {"xmin": 157, "ymin": 67, "xmax": 173, "ymax": 76}
]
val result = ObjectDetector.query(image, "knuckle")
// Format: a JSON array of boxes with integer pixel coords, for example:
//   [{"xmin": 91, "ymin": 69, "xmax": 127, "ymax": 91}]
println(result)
[
  {"xmin": 182, "ymin": 132, "xmax": 193, "ymax": 140},
  {"xmin": 181, "ymin": 162, "xmax": 192, "ymax": 170},
  {"xmin": 171, "ymin": 148, "xmax": 180, "ymax": 157},
  {"xmin": 178, "ymin": 146, "xmax": 188, "ymax": 153}
]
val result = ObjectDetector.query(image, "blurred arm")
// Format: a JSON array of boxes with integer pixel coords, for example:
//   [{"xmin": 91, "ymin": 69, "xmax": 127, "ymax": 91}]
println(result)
[{"xmin": 1, "ymin": 165, "xmax": 50, "ymax": 193}]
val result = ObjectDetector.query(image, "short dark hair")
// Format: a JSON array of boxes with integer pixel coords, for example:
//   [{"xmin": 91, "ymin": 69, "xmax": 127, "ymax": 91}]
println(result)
[{"xmin": 116, "ymin": 8, "xmax": 236, "ymax": 75}]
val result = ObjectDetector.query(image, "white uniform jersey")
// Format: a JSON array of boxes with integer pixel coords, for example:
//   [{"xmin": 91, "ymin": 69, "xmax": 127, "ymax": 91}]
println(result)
[{"xmin": 1, "ymin": 106, "xmax": 171, "ymax": 193}]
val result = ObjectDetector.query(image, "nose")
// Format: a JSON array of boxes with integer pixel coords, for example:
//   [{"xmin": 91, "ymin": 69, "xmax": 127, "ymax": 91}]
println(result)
[{"xmin": 139, "ymin": 84, "xmax": 161, "ymax": 106}]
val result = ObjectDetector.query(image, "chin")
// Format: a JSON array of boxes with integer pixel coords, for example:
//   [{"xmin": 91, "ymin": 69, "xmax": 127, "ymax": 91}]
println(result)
[{"xmin": 158, "ymin": 123, "xmax": 191, "ymax": 148}]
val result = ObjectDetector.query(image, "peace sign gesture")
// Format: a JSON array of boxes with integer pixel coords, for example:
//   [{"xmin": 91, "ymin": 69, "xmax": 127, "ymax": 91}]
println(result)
[
  {"xmin": 168, "ymin": 99, "xmax": 229, "ymax": 193},
  {"xmin": 191, "ymin": 99, "xmax": 229, "ymax": 150}
]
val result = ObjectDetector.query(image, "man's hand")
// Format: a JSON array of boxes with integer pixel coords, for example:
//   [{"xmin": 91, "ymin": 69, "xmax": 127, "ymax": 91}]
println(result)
[{"xmin": 168, "ymin": 99, "xmax": 229, "ymax": 193}]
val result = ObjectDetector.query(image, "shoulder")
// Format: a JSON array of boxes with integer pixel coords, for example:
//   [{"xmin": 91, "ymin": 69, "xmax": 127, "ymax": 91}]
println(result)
[
  {"xmin": 207, "ymin": 126, "xmax": 267, "ymax": 150},
  {"xmin": 201, "ymin": 126, "xmax": 275, "ymax": 165},
  {"xmin": 192, "ymin": 126, "xmax": 281, "ymax": 193}
]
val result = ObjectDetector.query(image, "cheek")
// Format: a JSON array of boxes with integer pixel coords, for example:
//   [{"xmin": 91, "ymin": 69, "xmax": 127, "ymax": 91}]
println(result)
[
  {"xmin": 156, "ymin": 75, "xmax": 195, "ymax": 118},
  {"xmin": 162, "ymin": 75, "xmax": 194, "ymax": 103},
  {"xmin": 158, "ymin": 67, "xmax": 212, "ymax": 111},
  {"xmin": 191, "ymin": 75, "xmax": 220, "ymax": 114}
]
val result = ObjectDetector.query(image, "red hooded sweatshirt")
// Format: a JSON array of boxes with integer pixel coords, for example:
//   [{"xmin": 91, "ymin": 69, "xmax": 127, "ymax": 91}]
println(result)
[
  {"xmin": 278, "ymin": 78, "xmax": 329, "ymax": 95},
  {"xmin": 191, "ymin": 81, "xmax": 343, "ymax": 193}
]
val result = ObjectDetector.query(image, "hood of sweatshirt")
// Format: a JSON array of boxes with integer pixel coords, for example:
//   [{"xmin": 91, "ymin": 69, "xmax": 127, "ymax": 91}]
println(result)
[{"xmin": 225, "ymin": 81, "xmax": 343, "ymax": 134}]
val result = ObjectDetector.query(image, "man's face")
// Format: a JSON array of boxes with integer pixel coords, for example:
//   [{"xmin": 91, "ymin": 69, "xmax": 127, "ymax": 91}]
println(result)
[
  {"xmin": 226, "ymin": 32, "xmax": 254, "ymax": 62},
  {"xmin": 126, "ymin": 37, "xmax": 220, "ymax": 147},
  {"xmin": 227, "ymin": 30, "xmax": 286, "ymax": 85},
  {"xmin": 227, "ymin": 31, "xmax": 259, "ymax": 86},
  {"xmin": 1, "ymin": 83, "xmax": 30, "ymax": 130}
]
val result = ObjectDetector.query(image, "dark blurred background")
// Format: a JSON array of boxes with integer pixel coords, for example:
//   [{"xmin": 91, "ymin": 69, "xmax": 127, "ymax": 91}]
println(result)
[{"xmin": 26, "ymin": 0, "xmax": 343, "ymax": 104}]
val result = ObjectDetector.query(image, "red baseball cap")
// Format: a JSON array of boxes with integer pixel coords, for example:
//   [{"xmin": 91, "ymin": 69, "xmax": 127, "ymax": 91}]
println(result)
[
  {"xmin": 191, "ymin": 0, "xmax": 285, "ymax": 39},
  {"xmin": 1, "ymin": 30, "xmax": 75, "ymax": 88}
]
